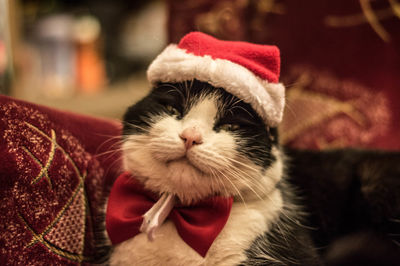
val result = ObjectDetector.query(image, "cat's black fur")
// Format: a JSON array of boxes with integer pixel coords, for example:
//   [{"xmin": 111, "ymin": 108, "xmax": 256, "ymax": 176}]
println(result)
[
  {"xmin": 240, "ymin": 180, "xmax": 320, "ymax": 266},
  {"xmin": 286, "ymin": 148, "xmax": 400, "ymax": 265}
]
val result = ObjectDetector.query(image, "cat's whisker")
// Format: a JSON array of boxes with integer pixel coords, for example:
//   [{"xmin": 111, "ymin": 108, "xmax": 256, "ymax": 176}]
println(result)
[
  {"xmin": 222, "ymin": 156, "xmax": 266, "ymax": 187},
  {"xmin": 191, "ymin": 150, "xmax": 231, "ymax": 171},
  {"xmin": 189, "ymin": 78, "xmax": 195, "ymax": 90},
  {"xmin": 228, "ymin": 168, "xmax": 265, "ymax": 190},
  {"xmin": 148, "ymin": 138, "xmax": 181, "ymax": 146},
  {"xmin": 209, "ymin": 168, "xmax": 230, "ymax": 198},
  {"xmin": 226, "ymin": 162, "xmax": 287, "ymax": 215},
  {"xmin": 276, "ymin": 219, "xmax": 294, "ymax": 247},
  {"xmin": 165, "ymin": 85, "xmax": 186, "ymax": 105},
  {"xmin": 94, "ymin": 141, "xmax": 127, "ymax": 163},
  {"xmin": 207, "ymin": 169, "xmax": 217, "ymax": 193},
  {"xmin": 182, "ymin": 81, "xmax": 192, "ymax": 108},
  {"xmin": 220, "ymin": 95, "xmax": 243, "ymax": 112},
  {"xmin": 96, "ymin": 140, "xmax": 124, "ymax": 155},
  {"xmin": 121, "ymin": 144, "xmax": 146, "ymax": 155},
  {"xmin": 220, "ymin": 157, "xmax": 262, "ymax": 182},
  {"xmin": 124, "ymin": 122, "xmax": 151, "ymax": 133},
  {"xmin": 223, "ymin": 167, "xmax": 265, "ymax": 202},
  {"xmin": 122, "ymin": 140, "xmax": 148, "ymax": 150},
  {"xmin": 95, "ymin": 134, "xmax": 123, "ymax": 146},
  {"xmin": 105, "ymin": 138, "xmax": 125, "ymax": 148},
  {"xmin": 224, "ymin": 163, "xmax": 271, "ymax": 195},
  {"xmin": 230, "ymin": 97, "xmax": 244, "ymax": 108},
  {"xmin": 217, "ymin": 169, "xmax": 248, "ymax": 206},
  {"xmin": 161, "ymin": 83, "xmax": 179, "ymax": 91},
  {"xmin": 94, "ymin": 136, "xmax": 124, "ymax": 158},
  {"xmin": 103, "ymin": 156, "xmax": 124, "ymax": 177},
  {"xmin": 94, "ymin": 148, "xmax": 124, "ymax": 158},
  {"xmin": 225, "ymin": 155, "xmax": 264, "ymax": 172},
  {"xmin": 230, "ymin": 105, "xmax": 255, "ymax": 119},
  {"xmin": 273, "ymin": 199, "xmax": 313, "ymax": 232}
]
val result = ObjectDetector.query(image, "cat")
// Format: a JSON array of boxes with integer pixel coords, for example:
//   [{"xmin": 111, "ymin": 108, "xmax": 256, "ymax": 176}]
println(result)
[
  {"xmin": 104, "ymin": 79, "xmax": 320, "ymax": 265},
  {"xmin": 96, "ymin": 80, "xmax": 400, "ymax": 266}
]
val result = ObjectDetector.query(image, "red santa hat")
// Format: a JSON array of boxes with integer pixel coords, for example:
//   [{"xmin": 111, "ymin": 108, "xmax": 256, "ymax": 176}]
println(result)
[{"xmin": 147, "ymin": 32, "xmax": 285, "ymax": 127}]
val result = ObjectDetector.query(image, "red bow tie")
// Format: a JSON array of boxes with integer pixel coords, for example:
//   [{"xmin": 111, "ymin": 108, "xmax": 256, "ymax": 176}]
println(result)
[{"xmin": 106, "ymin": 172, "xmax": 233, "ymax": 257}]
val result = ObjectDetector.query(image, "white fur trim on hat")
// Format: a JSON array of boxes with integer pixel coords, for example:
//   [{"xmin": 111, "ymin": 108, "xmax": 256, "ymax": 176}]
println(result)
[{"xmin": 147, "ymin": 44, "xmax": 285, "ymax": 127}]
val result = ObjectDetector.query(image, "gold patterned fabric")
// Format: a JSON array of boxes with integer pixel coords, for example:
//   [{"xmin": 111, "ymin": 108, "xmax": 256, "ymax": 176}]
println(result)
[{"xmin": 0, "ymin": 95, "xmax": 122, "ymax": 265}]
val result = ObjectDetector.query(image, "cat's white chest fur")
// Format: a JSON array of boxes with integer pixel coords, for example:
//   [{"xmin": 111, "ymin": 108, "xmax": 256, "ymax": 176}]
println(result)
[{"xmin": 109, "ymin": 189, "xmax": 283, "ymax": 266}]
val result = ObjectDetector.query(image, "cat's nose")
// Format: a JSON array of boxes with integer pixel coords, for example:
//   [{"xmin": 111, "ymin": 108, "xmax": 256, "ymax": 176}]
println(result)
[{"xmin": 179, "ymin": 127, "xmax": 203, "ymax": 149}]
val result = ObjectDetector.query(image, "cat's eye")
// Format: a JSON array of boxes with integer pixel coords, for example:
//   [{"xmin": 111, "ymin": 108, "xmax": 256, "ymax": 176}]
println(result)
[
  {"xmin": 165, "ymin": 105, "xmax": 180, "ymax": 116},
  {"xmin": 220, "ymin": 124, "xmax": 240, "ymax": 131}
]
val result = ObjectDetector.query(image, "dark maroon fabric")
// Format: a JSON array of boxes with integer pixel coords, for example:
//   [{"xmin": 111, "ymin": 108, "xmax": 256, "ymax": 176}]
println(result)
[
  {"xmin": 0, "ymin": 95, "xmax": 122, "ymax": 265},
  {"xmin": 167, "ymin": 0, "xmax": 400, "ymax": 150},
  {"xmin": 106, "ymin": 172, "xmax": 233, "ymax": 257}
]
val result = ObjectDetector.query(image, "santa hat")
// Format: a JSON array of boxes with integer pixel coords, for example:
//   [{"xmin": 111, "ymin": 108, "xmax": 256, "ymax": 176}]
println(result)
[{"xmin": 147, "ymin": 32, "xmax": 285, "ymax": 127}]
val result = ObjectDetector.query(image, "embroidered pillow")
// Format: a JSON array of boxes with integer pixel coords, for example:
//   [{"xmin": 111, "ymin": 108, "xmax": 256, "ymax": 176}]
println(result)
[{"xmin": 0, "ymin": 95, "xmax": 122, "ymax": 265}]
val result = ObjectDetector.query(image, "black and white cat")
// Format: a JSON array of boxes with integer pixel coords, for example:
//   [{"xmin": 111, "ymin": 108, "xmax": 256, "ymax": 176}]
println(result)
[
  {"xmin": 106, "ymin": 79, "xmax": 320, "ymax": 265},
  {"xmin": 94, "ymin": 32, "xmax": 400, "ymax": 266}
]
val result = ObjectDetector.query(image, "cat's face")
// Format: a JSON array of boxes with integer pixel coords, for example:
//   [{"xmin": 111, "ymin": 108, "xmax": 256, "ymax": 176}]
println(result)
[{"xmin": 122, "ymin": 80, "xmax": 283, "ymax": 204}]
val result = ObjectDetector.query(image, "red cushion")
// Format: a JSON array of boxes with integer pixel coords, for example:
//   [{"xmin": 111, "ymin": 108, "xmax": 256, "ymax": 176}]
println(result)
[{"xmin": 0, "ymin": 95, "xmax": 122, "ymax": 264}]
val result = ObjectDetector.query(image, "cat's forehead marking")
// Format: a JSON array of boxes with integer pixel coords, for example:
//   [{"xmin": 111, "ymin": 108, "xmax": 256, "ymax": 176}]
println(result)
[{"xmin": 183, "ymin": 96, "xmax": 218, "ymax": 127}]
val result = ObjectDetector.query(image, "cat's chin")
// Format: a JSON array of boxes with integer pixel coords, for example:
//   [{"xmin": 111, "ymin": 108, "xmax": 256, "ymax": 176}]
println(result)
[
  {"xmin": 166, "ymin": 157, "xmax": 205, "ymax": 175},
  {"xmin": 165, "ymin": 158, "xmax": 208, "ymax": 189}
]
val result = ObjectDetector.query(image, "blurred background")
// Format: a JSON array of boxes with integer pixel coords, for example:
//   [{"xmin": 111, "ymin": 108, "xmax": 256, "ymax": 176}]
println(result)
[
  {"xmin": 0, "ymin": 0, "xmax": 167, "ymax": 118},
  {"xmin": 0, "ymin": 0, "xmax": 399, "ymax": 150}
]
